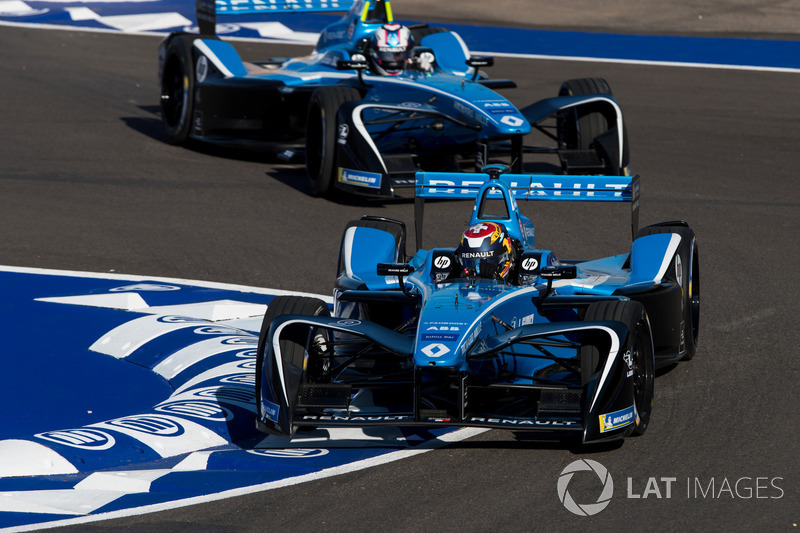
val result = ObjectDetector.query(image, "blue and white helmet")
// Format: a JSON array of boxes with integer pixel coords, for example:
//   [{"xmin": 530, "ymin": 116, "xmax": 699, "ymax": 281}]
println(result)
[{"xmin": 369, "ymin": 23, "xmax": 413, "ymax": 75}]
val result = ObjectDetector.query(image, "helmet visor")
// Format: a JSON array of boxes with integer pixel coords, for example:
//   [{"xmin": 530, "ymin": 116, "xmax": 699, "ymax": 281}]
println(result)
[{"xmin": 459, "ymin": 252, "xmax": 510, "ymax": 280}]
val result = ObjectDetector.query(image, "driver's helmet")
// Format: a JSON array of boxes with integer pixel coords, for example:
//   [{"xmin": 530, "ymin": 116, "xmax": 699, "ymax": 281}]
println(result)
[
  {"xmin": 455, "ymin": 222, "xmax": 516, "ymax": 281},
  {"xmin": 369, "ymin": 23, "xmax": 413, "ymax": 75}
]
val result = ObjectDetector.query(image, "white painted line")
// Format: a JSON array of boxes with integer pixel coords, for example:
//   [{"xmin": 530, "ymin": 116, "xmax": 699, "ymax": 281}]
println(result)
[{"xmin": 1, "ymin": 265, "xmax": 332, "ymax": 303}]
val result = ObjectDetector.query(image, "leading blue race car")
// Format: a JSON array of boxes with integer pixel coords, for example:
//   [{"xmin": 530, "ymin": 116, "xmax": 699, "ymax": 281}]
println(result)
[
  {"xmin": 255, "ymin": 166, "xmax": 700, "ymax": 445},
  {"xmin": 158, "ymin": 0, "xmax": 629, "ymax": 197}
]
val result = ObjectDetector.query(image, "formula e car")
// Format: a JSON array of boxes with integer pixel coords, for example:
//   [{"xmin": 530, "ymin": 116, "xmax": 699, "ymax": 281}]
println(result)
[
  {"xmin": 158, "ymin": 0, "xmax": 629, "ymax": 197},
  {"xmin": 255, "ymin": 166, "xmax": 699, "ymax": 444}
]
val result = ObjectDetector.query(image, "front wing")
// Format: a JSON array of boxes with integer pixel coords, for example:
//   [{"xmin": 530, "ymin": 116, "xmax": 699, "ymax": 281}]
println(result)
[{"xmin": 256, "ymin": 314, "xmax": 641, "ymax": 444}]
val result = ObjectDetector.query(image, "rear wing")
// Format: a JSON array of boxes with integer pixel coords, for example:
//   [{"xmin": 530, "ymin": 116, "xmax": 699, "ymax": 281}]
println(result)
[
  {"xmin": 413, "ymin": 170, "xmax": 641, "ymax": 248},
  {"xmin": 196, "ymin": 0, "xmax": 389, "ymax": 36}
]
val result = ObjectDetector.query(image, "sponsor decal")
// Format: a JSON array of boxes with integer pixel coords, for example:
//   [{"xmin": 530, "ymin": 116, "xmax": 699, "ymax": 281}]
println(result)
[
  {"xmin": 460, "ymin": 322, "xmax": 483, "ymax": 355},
  {"xmin": 337, "ymin": 123, "xmax": 349, "ymax": 144},
  {"xmin": 249, "ymin": 448, "xmax": 329, "ymax": 458},
  {"xmin": 623, "ymin": 349, "xmax": 633, "ymax": 377},
  {"xmin": 158, "ymin": 315, "xmax": 205, "ymax": 324},
  {"xmin": 454, "ymin": 101, "xmax": 489, "ymax": 126},
  {"xmin": 500, "ymin": 115, "xmax": 525, "ymax": 127},
  {"xmin": 109, "ymin": 284, "xmax": 181, "ymax": 292},
  {"xmin": 107, "ymin": 415, "xmax": 186, "ymax": 437},
  {"xmin": 220, "ymin": 373, "xmax": 255, "ymax": 386},
  {"xmin": 521, "ymin": 257, "xmax": 539, "ymax": 271},
  {"xmin": 196, "ymin": 55, "xmax": 209, "ymax": 83},
  {"xmin": 194, "ymin": 386, "xmax": 255, "ymax": 410},
  {"xmin": 156, "ymin": 400, "xmax": 233, "ymax": 421},
  {"xmin": 216, "ymin": 0, "xmax": 346, "ymax": 12},
  {"xmin": 460, "ymin": 250, "xmax": 495, "ymax": 259},
  {"xmin": 337, "ymin": 168, "xmax": 382, "ymax": 189},
  {"xmin": 336, "ymin": 319, "xmax": 361, "ymax": 326},
  {"xmin": 193, "ymin": 326, "xmax": 246, "ymax": 336},
  {"xmin": 262, "ymin": 399, "xmax": 280, "ymax": 423},
  {"xmin": 421, "ymin": 179, "xmax": 629, "ymax": 198},
  {"xmin": 599, "ymin": 405, "xmax": 635, "ymax": 433},
  {"xmin": 36, "ymin": 428, "xmax": 116, "ymax": 450},
  {"xmin": 433, "ymin": 255, "xmax": 451, "ymax": 269},
  {"xmin": 301, "ymin": 415, "xmax": 414, "ymax": 422},
  {"xmin": 421, "ymin": 333, "xmax": 459, "ymax": 342},
  {"xmin": 420, "ymin": 343, "xmax": 451, "ymax": 358},
  {"xmin": 512, "ymin": 313, "xmax": 535, "ymax": 327},
  {"xmin": 465, "ymin": 417, "xmax": 578, "ymax": 427},
  {"xmin": 426, "ymin": 325, "xmax": 460, "ymax": 331}
]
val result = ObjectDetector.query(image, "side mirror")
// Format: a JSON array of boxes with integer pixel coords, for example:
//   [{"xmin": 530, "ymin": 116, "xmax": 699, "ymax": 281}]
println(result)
[
  {"xmin": 337, "ymin": 59, "xmax": 370, "ymax": 85},
  {"xmin": 466, "ymin": 56, "xmax": 494, "ymax": 68},
  {"xmin": 337, "ymin": 59, "xmax": 369, "ymax": 71},
  {"xmin": 466, "ymin": 56, "xmax": 494, "ymax": 80},
  {"xmin": 539, "ymin": 265, "xmax": 577, "ymax": 299},
  {"xmin": 377, "ymin": 263, "xmax": 415, "ymax": 297},
  {"xmin": 377, "ymin": 263, "xmax": 414, "ymax": 276},
  {"xmin": 539, "ymin": 265, "xmax": 577, "ymax": 280}
]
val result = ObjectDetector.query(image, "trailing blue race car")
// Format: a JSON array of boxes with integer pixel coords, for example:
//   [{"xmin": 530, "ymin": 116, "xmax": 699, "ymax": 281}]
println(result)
[
  {"xmin": 255, "ymin": 166, "xmax": 699, "ymax": 444},
  {"xmin": 159, "ymin": 0, "xmax": 629, "ymax": 197}
]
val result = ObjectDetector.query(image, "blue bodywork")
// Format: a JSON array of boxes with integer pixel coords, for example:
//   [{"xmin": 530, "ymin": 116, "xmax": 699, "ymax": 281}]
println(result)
[{"xmin": 257, "ymin": 168, "xmax": 694, "ymax": 444}]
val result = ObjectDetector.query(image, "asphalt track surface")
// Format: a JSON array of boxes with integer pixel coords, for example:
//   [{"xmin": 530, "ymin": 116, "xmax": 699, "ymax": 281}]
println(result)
[{"xmin": 1, "ymin": 16, "xmax": 799, "ymax": 533}]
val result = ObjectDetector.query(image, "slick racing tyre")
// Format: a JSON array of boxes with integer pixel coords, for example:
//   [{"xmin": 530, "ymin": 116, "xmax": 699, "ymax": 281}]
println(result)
[
  {"xmin": 305, "ymin": 86, "xmax": 361, "ymax": 197},
  {"xmin": 256, "ymin": 295, "xmax": 332, "ymax": 394},
  {"xmin": 160, "ymin": 34, "xmax": 196, "ymax": 144},
  {"xmin": 582, "ymin": 300, "xmax": 654, "ymax": 436},
  {"xmin": 637, "ymin": 224, "xmax": 700, "ymax": 361},
  {"xmin": 256, "ymin": 296, "xmax": 332, "ymax": 434}
]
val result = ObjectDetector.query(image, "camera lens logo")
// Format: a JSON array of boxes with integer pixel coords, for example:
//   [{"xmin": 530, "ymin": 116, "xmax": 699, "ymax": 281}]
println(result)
[{"xmin": 557, "ymin": 459, "xmax": 614, "ymax": 516}]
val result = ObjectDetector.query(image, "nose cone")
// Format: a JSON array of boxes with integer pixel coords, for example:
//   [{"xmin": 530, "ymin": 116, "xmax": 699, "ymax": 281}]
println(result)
[{"xmin": 490, "ymin": 111, "xmax": 531, "ymax": 135}]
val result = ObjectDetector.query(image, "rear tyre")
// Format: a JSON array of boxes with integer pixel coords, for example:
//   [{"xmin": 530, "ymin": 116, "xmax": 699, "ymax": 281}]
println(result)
[
  {"xmin": 160, "ymin": 35, "xmax": 195, "ymax": 144},
  {"xmin": 255, "ymin": 296, "xmax": 331, "ymax": 434},
  {"xmin": 636, "ymin": 224, "xmax": 700, "ymax": 361},
  {"xmin": 582, "ymin": 300, "xmax": 654, "ymax": 436},
  {"xmin": 305, "ymin": 86, "xmax": 361, "ymax": 197}
]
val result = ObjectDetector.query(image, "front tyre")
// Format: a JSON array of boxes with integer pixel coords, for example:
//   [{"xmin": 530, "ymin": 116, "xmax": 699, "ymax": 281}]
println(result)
[
  {"xmin": 305, "ymin": 86, "xmax": 361, "ymax": 197},
  {"xmin": 160, "ymin": 34, "xmax": 195, "ymax": 144},
  {"xmin": 255, "ymin": 296, "xmax": 331, "ymax": 436}
]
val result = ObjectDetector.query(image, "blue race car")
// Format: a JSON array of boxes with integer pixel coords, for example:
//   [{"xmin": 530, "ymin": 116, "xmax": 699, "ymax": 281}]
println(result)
[
  {"xmin": 255, "ymin": 166, "xmax": 699, "ymax": 444},
  {"xmin": 159, "ymin": 0, "xmax": 629, "ymax": 197}
]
